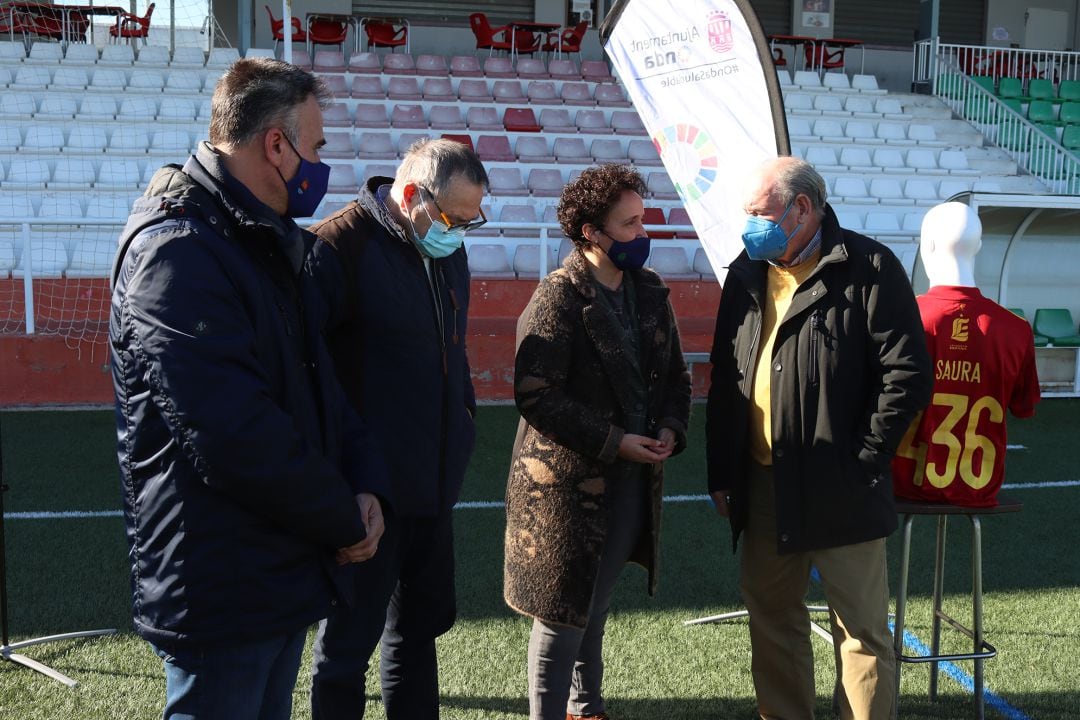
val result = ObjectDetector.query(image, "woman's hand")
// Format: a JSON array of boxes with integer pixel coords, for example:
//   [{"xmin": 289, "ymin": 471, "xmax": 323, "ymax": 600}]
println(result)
[
  {"xmin": 617, "ymin": 433, "xmax": 673, "ymax": 464},
  {"xmin": 656, "ymin": 427, "xmax": 676, "ymax": 454}
]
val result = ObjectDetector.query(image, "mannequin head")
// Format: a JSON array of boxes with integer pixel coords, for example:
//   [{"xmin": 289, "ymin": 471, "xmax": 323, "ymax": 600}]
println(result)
[{"xmin": 920, "ymin": 202, "xmax": 982, "ymax": 288}]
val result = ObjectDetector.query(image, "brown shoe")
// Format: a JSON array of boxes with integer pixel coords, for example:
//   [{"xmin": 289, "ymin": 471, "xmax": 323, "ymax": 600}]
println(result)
[{"xmin": 566, "ymin": 714, "xmax": 610, "ymax": 720}]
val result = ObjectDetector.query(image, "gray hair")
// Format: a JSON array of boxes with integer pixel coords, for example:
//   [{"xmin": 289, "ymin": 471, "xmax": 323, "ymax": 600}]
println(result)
[
  {"xmin": 771, "ymin": 157, "xmax": 828, "ymax": 218},
  {"xmin": 208, "ymin": 58, "xmax": 331, "ymax": 147},
  {"xmin": 396, "ymin": 138, "xmax": 490, "ymax": 195}
]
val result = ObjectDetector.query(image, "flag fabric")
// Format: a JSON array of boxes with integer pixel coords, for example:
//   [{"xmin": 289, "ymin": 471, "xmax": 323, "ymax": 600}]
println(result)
[{"xmin": 601, "ymin": 0, "xmax": 789, "ymax": 282}]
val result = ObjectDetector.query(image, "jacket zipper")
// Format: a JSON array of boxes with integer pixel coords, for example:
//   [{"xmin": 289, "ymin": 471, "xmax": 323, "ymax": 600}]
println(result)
[{"xmin": 808, "ymin": 309, "xmax": 822, "ymax": 386}]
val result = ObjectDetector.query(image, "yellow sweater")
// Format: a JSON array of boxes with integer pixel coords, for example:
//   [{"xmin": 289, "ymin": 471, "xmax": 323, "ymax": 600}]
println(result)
[{"xmin": 748, "ymin": 249, "xmax": 821, "ymax": 466}]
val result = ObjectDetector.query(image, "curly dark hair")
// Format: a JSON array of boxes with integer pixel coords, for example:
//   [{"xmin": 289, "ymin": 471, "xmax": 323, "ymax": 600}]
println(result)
[{"xmin": 557, "ymin": 164, "xmax": 648, "ymax": 247}]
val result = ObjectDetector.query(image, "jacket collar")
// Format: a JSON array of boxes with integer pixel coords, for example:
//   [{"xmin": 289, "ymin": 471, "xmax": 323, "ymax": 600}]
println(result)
[{"xmin": 357, "ymin": 176, "xmax": 412, "ymax": 245}]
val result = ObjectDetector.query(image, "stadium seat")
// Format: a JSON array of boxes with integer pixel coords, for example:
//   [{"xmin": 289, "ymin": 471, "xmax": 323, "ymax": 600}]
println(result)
[
  {"xmin": 539, "ymin": 108, "xmax": 575, "ymax": 133},
  {"xmin": 65, "ymin": 126, "xmax": 110, "ymax": 154},
  {"xmin": 1027, "ymin": 100, "xmax": 1058, "ymax": 125},
  {"xmin": 516, "ymin": 136, "xmax": 555, "ymax": 163},
  {"xmin": 527, "ymin": 169, "xmax": 564, "ymax": 197},
  {"xmin": 467, "ymin": 244, "xmax": 515, "ymax": 278},
  {"xmin": 85, "ymin": 193, "xmax": 134, "ymax": 219},
  {"xmin": 387, "ymin": 76, "xmax": 422, "ymax": 100},
  {"xmin": 805, "ymin": 147, "xmax": 842, "ymax": 172},
  {"xmin": 1058, "ymin": 101, "xmax": 1080, "ymax": 125},
  {"xmin": 128, "ymin": 69, "xmax": 166, "ymax": 92},
  {"xmin": 594, "ymin": 84, "xmax": 631, "ymax": 107},
  {"xmin": 548, "ymin": 59, "xmax": 580, "ymax": 80},
  {"xmin": 415, "ymin": 54, "xmax": 449, "ymax": 77},
  {"xmin": 560, "ymin": 82, "xmax": 595, "ymax": 106},
  {"xmin": 318, "ymin": 74, "xmax": 349, "ymax": 97},
  {"xmin": 158, "ymin": 97, "xmax": 197, "ymax": 123},
  {"xmin": 1028, "ymin": 78, "xmax": 1056, "ymax": 102},
  {"xmin": 581, "ymin": 60, "xmax": 616, "ymax": 83},
  {"xmin": 67, "ymin": 236, "xmax": 116, "ymax": 278},
  {"xmin": 693, "ymin": 248, "xmax": 716, "ymax": 279},
  {"xmin": 397, "ymin": 133, "xmax": 430, "ymax": 156},
  {"xmin": 440, "ymin": 134, "xmax": 473, "ymax": 150},
  {"xmin": 449, "ymin": 55, "xmax": 483, "ymax": 77},
  {"xmin": 666, "ymin": 208, "xmax": 697, "ymax": 239},
  {"xmin": 135, "ymin": 45, "xmax": 170, "ymax": 67},
  {"xmin": 504, "ymin": 108, "xmax": 541, "ymax": 132},
  {"xmin": 784, "ymin": 92, "xmax": 814, "ymax": 112},
  {"xmin": 466, "ymin": 106, "xmax": 503, "ymax": 131},
  {"xmin": 88, "ymin": 68, "xmax": 128, "ymax": 92},
  {"xmin": 515, "ymin": 57, "xmax": 548, "ymax": 79},
  {"xmin": 834, "ymin": 210, "xmax": 864, "ymax": 231},
  {"xmin": 3, "ymin": 158, "xmax": 51, "ymax": 189},
  {"xmin": 513, "ymin": 243, "xmax": 558, "ymax": 277},
  {"xmin": 35, "ymin": 94, "xmax": 78, "ymax": 119},
  {"xmin": 357, "ymin": 132, "xmax": 397, "ymax": 160},
  {"xmin": 0, "ymin": 126, "xmax": 21, "ymax": 153},
  {"xmin": 554, "ymin": 137, "xmax": 589, "ymax": 163},
  {"xmin": 492, "ymin": 79, "xmax": 526, "ymax": 103},
  {"xmin": 840, "ymin": 147, "xmax": 875, "ymax": 172},
  {"xmin": 457, "ymin": 78, "xmax": 492, "ymax": 102},
  {"xmin": 1033, "ymin": 308, "xmax": 1080, "ymax": 346},
  {"xmin": 361, "ymin": 163, "xmax": 398, "ymax": 184},
  {"xmin": 483, "ymin": 56, "xmax": 515, "ymax": 78},
  {"xmin": 576, "ymin": 109, "xmax": 612, "ymax": 134},
  {"xmin": 793, "ymin": 70, "xmax": 822, "ymax": 89},
  {"xmin": 313, "ymin": 50, "xmax": 345, "ymax": 73},
  {"xmin": 382, "ymin": 53, "xmax": 416, "ymax": 75},
  {"xmin": 876, "ymin": 122, "xmax": 910, "ymax": 144},
  {"xmin": 904, "ymin": 178, "xmax": 939, "ymax": 203},
  {"xmin": 869, "ymin": 177, "xmax": 909, "ymax": 204},
  {"xmin": 322, "ymin": 103, "xmax": 351, "ymax": 128},
  {"xmin": 320, "ymin": 131, "xmax": 354, "ymax": 159},
  {"xmin": 863, "ymin": 211, "xmax": 901, "ymax": 232},
  {"xmin": 611, "ymin": 111, "xmax": 646, "ymax": 136},
  {"xmin": 647, "ymin": 174, "xmax": 679, "ymax": 201},
  {"xmin": 354, "ymin": 104, "xmax": 390, "ymax": 128},
  {"xmin": 648, "ymin": 246, "xmax": 696, "ymax": 280},
  {"xmin": 13, "ymin": 237, "xmax": 68, "ymax": 278},
  {"xmin": 499, "ymin": 204, "xmax": 539, "ymax": 237},
  {"xmin": 348, "ymin": 52, "xmax": 381, "ymax": 74},
  {"xmin": 628, "ymin": 139, "xmax": 661, "ymax": 166},
  {"xmin": 50, "ymin": 159, "xmax": 96, "ymax": 189},
  {"xmin": 812, "ymin": 119, "xmax": 845, "ymax": 141},
  {"xmin": 907, "ymin": 123, "xmax": 941, "ymax": 145},
  {"xmin": 386, "ymin": 104, "xmax": 423, "ymax": 129},
  {"xmin": 476, "ymin": 135, "xmax": 515, "ymax": 162},
  {"xmin": 62, "ymin": 43, "xmax": 99, "ymax": 65},
  {"xmin": 108, "ymin": 126, "xmax": 151, "ymax": 154},
  {"xmin": 148, "ymin": 128, "xmax": 191, "ymax": 155},
  {"xmin": 327, "ymin": 164, "xmax": 359, "ymax": 194},
  {"xmin": 21, "ymin": 124, "xmax": 65, "ymax": 154},
  {"xmin": 939, "ymin": 150, "xmax": 977, "ymax": 174},
  {"xmin": 351, "ymin": 76, "xmax": 385, "ymax": 99},
  {"xmin": 118, "ymin": 96, "xmax": 159, "ymax": 121},
  {"xmin": 171, "ymin": 46, "xmax": 207, "ymax": 67},
  {"xmin": 813, "ymin": 94, "xmax": 845, "ymax": 114},
  {"xmin": 50, "ymin": 67, "xmax": 88, "ymax": 90},
  {"xmin": 488, "ymin": 167, "xmax": 529, "ymax": 196},
  {"xmin": 590, "ymin": 139, "xmax": 629, "ymax": 163},
  {"xmin": 12, "ymin": 65, "xmax": 51, "ymax": 89},
  {"xmin": 429, "ymin": 105, "xmax": 466, "ymax": 130},
  {"xmin": 845, "ymin": 120, "xmax": 879, "ymax": 143},
  {"xmin": 904, "ymin": 148, "xmax": 939, "ymax": 172},
  {"xmin": 822, "ymin": 72, "xmax": 851, "ymax": 91},
  {"xmin": 1062, "ymin": 124, "xmax": 1080, "ymax": 152},
  {"xmin": 0, "ymin": 94, "xmax": 37, "ymax": 120},
  {"xmin": 99, "ymin": 44, "xmax": 135, "ymax": 66},
  {"xmin": 0, "ymin": 193, "xmax": 35, "ymax": 221},
  {"xmin": 849, "ymin": 73, "xmax": 881, "ymax": 92},
  {"xmin": 96, "ymin": 159, "xmax": 142, "ymax": 190},
  {"xmin": 833, "ymin": 176, "xmax": 874, "ymax": 204},
  {"xmin": 527, "ymin": 80, "xmax": 560, "ymax": 105},
  {"xmin": 422, "ymin": 77, "xmax": 455, "ymax": 101}
]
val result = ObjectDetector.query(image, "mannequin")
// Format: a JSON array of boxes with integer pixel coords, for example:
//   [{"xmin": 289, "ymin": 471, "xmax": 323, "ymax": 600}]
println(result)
[
  {"xmin": 919, "ymin": 201, "xmax": 981, "ymax": 288},
  {"xmin": 892, "ymin": 201, "xmax": 1040, "ymax": 507}
]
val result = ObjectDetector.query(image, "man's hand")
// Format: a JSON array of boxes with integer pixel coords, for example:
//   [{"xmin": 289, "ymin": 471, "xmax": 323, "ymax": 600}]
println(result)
[
  {"xmin": 618, "ymin": 433, "xmax": 673, "ymax": 464},
  {"xmin": 335, "ymin": 493, "xmax": 385, "ymax": 565},
  {"xmin": 710, "ymin": 490, "xmax": 732, "ymax": 518},
  {"xmin": 656, "ymin": 427, "xmax": 676, "ymax": 454}
]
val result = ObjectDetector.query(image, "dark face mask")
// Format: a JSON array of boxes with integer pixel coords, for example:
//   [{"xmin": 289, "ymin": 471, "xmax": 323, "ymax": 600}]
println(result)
[
  {"xmin": 599, "ymin": 230, "xmax": 651, "ymax": 271},
  {"xmin": 276, "ymin": 133, "xmax": 330, "ymax": 218}
]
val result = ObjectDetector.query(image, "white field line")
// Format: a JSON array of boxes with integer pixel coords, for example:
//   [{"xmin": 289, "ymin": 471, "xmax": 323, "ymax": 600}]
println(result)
[{"xmin": 6, "ymin": 479, "xmax": 1079, "ymax": 520}]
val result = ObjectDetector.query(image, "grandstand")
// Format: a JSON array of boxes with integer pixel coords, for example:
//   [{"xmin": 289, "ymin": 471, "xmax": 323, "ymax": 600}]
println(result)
[{"xmin": 1, "ymin": 1, "xmax": 1079, "ymax": 405}]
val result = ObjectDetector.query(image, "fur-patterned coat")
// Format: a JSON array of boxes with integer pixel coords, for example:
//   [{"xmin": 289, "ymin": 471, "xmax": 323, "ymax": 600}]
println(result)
[{"xmin": 504, "ymin": 249, "xmax": 692, "ymax": 628}]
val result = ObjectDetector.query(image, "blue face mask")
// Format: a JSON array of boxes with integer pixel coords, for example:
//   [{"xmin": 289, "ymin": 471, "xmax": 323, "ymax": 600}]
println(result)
[
  {"xmin": 407, "ymin": 196, "xmax": 467, "ymax": 259},
  {"xmin": 278, "ymin": 134, "xmax": 330, "ymax": 218},
  {"xmin": 741, "ymin": 202, "xmax": 801, "ymax": 261},
  {"xmin": 602, "ymin": 231, "xmax": 651, "ymax": 271}
]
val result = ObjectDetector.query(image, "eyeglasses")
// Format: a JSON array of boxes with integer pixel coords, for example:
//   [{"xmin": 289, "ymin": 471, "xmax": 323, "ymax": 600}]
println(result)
[{"xmin": 420, "ymin": 186, "xmax": 487, "ymax": 232}]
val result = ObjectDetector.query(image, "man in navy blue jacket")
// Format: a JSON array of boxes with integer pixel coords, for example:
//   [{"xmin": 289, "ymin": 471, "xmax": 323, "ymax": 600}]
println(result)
[
  {"xmin": 110, "ymin": 58, "xmax": 388, "ymax": 720},
  {"xmin": 306, "ymin": 139, "xmax": 488, "ymax": 719}
]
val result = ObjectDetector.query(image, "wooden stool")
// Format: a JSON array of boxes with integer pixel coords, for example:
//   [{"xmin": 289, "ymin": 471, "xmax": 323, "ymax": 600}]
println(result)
[{"xmin": 892, "ymin": 494, "xmax": 1023, "ymax": 720}]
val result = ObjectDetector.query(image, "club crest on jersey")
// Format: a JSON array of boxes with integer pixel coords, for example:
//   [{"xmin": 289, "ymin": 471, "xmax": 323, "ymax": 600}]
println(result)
[{"xmin": 951, "ymin": 317, "xmax": 970, "ymax": 342}]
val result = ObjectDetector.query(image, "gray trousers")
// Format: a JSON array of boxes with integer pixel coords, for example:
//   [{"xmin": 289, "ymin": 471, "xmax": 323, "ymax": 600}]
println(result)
[{"xmin": 526, "ymin": 469, "xmax": 648, "ymax": 720}]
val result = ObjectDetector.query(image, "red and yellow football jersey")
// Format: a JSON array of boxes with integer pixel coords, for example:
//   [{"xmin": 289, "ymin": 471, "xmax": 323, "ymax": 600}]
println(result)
[{"xmin": 892, "ymin": 286, "xmax": 1040, "ymax": 507}]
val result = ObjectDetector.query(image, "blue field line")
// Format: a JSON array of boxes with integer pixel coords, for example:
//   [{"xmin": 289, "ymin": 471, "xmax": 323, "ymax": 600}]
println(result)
[
  {"xmin": 890, "ymin": 622, "xmax": 1032, "ymax": 720},
  {"xmin": 6, "ymin": 478, "xmax": 1079, "ymax": 519}
]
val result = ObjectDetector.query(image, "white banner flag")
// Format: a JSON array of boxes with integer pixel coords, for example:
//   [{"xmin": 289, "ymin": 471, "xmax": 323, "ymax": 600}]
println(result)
[{"xmin": 601, "ymin": 0, "xmax": 789, "ymax": 283}]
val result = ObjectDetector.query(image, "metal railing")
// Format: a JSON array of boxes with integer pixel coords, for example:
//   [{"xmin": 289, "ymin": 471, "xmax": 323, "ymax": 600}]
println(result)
[
  {"xmin": 915, "ymin": 38, "xmax": 1080, "ymax": 89},
  {"xmin": 918, "ymin": 51, "xmax": 1080, "ymax": 194}
]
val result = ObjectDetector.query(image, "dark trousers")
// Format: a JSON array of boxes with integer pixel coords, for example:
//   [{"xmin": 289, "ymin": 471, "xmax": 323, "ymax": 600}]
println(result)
[{"xmin": 310, "ymin": 508, "xmax": 457, "ymax": 720}]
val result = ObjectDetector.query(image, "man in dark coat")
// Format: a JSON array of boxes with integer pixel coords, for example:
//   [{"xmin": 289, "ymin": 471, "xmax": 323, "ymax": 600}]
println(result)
[
  {"xmin": 706, "ymin": 156, "xmax": 932, "ymax": 719},
  {"xmin": 305, "ymin": 138, "xmax": 488, "ymax": 719},
  {"xmin": 110, "ymin": 59, "xmax": 387, "ymax": 720}
]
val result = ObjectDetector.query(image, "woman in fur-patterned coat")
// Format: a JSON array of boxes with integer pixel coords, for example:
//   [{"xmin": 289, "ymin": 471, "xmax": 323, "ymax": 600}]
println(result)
[{"xmin": 503, "ymin": 165, "xmax": 692, "ymax": 720}]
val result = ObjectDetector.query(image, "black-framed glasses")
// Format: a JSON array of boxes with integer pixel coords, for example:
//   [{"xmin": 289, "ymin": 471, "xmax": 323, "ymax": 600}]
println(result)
[{"xmin": 420, "ymin": 186, "xmax": 487, "ymax": 232}]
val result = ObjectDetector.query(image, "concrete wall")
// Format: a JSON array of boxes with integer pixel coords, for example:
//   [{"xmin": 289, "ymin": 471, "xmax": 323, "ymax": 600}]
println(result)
[{"xmin": 984, "ymin": 0, "xmax": 1080, "ymax": 50}]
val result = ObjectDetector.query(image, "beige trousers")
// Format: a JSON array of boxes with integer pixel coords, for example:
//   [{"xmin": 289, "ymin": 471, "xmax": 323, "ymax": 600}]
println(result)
[{"xmin": 740, "ymin": 462, "xmax": 896, "ymax": 720}]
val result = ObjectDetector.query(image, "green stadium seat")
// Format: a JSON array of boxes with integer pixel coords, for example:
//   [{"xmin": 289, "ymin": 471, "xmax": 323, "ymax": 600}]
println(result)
[
  {"xmin": 999, "ymin": 97, "xmax": 1024, "ymax": 117},
  {"xmin": 1009, "ymin": 308, "xmax": 1050, "ymax": 346},
  {"xmin": 1059, "ymin": 101, "xmax": 1080, "ymax": 125},
  {"xmin": 997, "ymin": 76, "xmax": 1026, "ymax": 101},
  {"xmin": 1033, "ymin": 308, "xmax": 1080, "ymax": 346},
  {"xmin": 1027, "ymin": 99, "xmax": 1059, "ymax": 125},
  {"xmin": 997, "ymin": 118, "xmax": 1030, "ymax": 151},
  {"xmin": 1063, "ymin": 124, "xmax": 1080, "ymax": 153},
  {"xmin": 1028, "ymin": 78, "xmax": 1057, "ymax": 102},
  {"xmin": 972, "ymin": 75, "xmax": 996, "ymax": 93},
  {"xmin": 1059, "ymin": 79, "xmax": 1080, "ymax": 103}
]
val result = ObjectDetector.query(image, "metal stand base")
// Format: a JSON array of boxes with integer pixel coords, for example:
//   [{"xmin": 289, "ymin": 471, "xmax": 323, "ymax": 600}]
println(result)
[{"xmin": 1, "ymin": 628, "xmax": 117, "ymax": 687}]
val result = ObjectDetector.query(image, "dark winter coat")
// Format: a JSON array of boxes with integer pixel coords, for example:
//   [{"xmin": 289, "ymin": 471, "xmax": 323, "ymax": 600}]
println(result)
[
  {"xmin": 706, "ymin": 204, "xmax": 932, "ymax": 553},
  {"xmin": 306, "ymin": 178, "xmax": 476, "ymax": 517},
  {"xmin": 110, "ymin": 144, "xmax": 388, "ymax": 648},
  {"xmin": 504, "ymin": 249, "xmax": 692, "ymax": 629}
]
